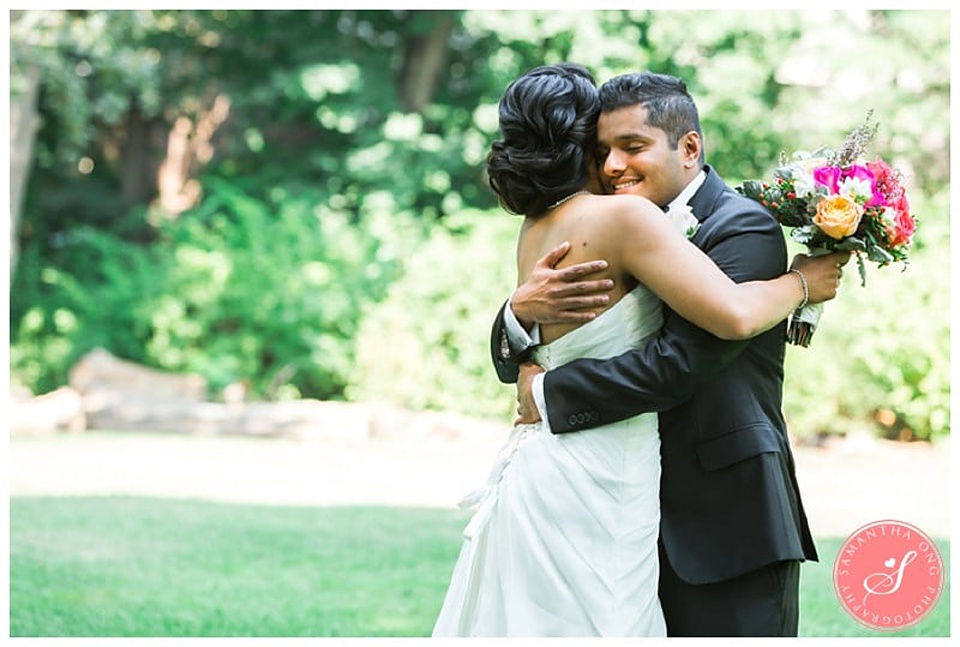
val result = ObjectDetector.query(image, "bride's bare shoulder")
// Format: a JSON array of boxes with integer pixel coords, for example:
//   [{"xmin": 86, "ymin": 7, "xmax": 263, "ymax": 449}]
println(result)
[
  {"xmin": 601, "ymin": 194, "xmax": 663, "ymax": 231},
  {"xmin": 604, "ymin": 193, "xmax": 660, "ymax": 212}
]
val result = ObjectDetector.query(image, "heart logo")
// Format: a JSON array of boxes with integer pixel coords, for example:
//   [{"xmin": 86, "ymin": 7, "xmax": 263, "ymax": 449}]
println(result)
[{"xmin": 834, "ymin": 521, "xmax": 945, "ymax": 631}]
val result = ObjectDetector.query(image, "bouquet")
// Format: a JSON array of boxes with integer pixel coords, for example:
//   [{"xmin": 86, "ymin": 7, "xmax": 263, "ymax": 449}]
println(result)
[{"xmin": 737, "ymin": 113, "xmax": 917, "ymax": 347}]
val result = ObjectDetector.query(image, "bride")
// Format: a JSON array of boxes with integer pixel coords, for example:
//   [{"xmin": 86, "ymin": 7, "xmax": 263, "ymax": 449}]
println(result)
[{"xmin": 432, "ymin": 63, "xmax": 840, "ymax": 637}]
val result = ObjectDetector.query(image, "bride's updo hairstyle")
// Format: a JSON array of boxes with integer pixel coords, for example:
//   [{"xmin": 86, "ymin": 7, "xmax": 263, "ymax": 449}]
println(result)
[{"xmin": 486, "ymin": 63, "xmax": 599, "ymax": 217}]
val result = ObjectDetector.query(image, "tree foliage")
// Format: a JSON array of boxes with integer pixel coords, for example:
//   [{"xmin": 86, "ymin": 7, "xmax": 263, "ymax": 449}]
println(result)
[{"xmin": 9, "ymin": 9, "xmax": 950, "ymax": 440}]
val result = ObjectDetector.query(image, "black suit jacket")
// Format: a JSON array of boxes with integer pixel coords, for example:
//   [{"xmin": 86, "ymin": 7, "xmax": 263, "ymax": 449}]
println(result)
[{"xmin": 491, "ymin": 166, "xmax": 818, "ymax": 584}]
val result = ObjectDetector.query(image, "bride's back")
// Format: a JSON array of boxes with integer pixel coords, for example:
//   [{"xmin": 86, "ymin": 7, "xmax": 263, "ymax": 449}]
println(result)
[{"xmin": 517, "ymin": 194, "xmax": 640, "ymax": 345}]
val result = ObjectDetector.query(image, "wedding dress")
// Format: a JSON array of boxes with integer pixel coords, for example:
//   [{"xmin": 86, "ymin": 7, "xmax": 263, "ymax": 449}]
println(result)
[{"xmin": 433, "ymin": 284, "xmax": 666, "ymax": 637}]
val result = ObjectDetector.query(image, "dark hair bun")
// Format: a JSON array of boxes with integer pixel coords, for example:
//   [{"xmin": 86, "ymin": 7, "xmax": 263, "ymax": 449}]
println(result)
[{"xmin": 487, "ymin": 63, "xmax": 599, "ymax": 217}]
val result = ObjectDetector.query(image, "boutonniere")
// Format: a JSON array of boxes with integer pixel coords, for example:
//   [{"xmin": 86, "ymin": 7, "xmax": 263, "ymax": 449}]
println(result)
[{"xmin": 668, "ymin": 204, "xmax": 700, "ymax": 239}]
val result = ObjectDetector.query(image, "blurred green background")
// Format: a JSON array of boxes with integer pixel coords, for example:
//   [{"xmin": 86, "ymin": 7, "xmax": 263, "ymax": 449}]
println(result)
[{"xmin": 9, "ymin": 8, "xmax": 950, "ymax": 442}]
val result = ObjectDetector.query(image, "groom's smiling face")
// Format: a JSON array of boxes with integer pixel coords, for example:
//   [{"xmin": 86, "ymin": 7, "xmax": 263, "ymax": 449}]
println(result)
[{"xmin": 595, "ymin": 104, "xmax": 698, "ymax": 209}]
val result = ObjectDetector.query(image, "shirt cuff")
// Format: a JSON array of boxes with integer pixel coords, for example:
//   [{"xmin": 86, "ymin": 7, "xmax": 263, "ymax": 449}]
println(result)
[
  {"xmin": 532, "ymin": 372, "xmax": 551, "ymax": 434},
  {"xmin": 504, "ymin": 297, "xmax": 541, "ymax": 351}
]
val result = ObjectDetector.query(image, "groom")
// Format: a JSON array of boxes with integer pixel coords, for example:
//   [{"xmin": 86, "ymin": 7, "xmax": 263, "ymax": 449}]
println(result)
[{"xmin": 491, "ymin": 71, "xmax": 841, "ymax": 636}]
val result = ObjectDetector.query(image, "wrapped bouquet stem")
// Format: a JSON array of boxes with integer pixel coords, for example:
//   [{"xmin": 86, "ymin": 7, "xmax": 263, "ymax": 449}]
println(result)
[
  {"xmin": 787, "ymin": 247, "xmax": 830, "ymax": 347},
  {"xmin": 738, "ymin": 112, "xmax": 917, "ymax": 347}
]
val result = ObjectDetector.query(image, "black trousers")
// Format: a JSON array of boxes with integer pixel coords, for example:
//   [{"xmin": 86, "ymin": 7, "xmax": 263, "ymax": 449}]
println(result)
[{"xmin": 658, "ymin": 543, "xmax": 801, "ymax": 637}]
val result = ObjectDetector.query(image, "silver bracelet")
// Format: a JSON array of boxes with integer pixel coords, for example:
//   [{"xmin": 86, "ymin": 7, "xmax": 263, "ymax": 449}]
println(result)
[{"xmin": 789, "ymin": 268, "xmax": 809, "ymax": 310}]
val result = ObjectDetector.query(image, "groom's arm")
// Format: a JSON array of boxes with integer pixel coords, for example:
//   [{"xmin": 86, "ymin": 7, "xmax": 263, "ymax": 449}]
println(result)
[
  {"xmin": 543, "ymin": 309, "xmax": 749, "ymax": 430},
  {"xmin": 542, "ymin": 206, "xmax": 786, "ymax": 433},
  {"xmin": 490, "ymin": 301, "xmax": 538, "ymax": 384}
]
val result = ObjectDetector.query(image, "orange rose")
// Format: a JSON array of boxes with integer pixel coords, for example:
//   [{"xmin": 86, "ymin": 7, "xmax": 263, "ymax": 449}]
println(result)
[{"xmin": 813, "ymin": 195, "xmax": 863, "ymax": 239}]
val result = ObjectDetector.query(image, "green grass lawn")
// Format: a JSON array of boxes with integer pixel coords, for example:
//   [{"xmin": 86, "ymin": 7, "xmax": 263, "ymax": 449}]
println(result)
[{"xmin": 9, "ymin": 496, "xmax": 950, "ymax": 637}]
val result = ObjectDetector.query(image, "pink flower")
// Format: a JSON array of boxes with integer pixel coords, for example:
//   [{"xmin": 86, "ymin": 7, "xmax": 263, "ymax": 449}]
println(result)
[
  {"xmin": 894, "ymin": 191, "xmax": 910, "ymax": 217},
  {"xmin": 867, "ymin": 157, "xmax": 895, "ymax": 183},
  {"xmin": 866, "ymin": 157, "xmax": 903, "ymax": 206},
  {"xmin": 887, "ymin": 193, "xmax": 915, "ymax": 247},
  {"xmin": 815, "ymin": 163, "xmax": 886, "ymax": 206},
  {"xmin": 843, "ymin": 164, "xmax": 874, "ymax": 183},
  {"xmin": 813, "ymin": 165, "xmax": 842, "ymax": 193}
]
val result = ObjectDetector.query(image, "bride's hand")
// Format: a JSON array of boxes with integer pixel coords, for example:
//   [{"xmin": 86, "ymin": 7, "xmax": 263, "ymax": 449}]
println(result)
[
  {"xmin": 790, "ymin": 251, "xmax": 851, "ymax": 304},
  {"xmin": 514, "ymin": 363, "xmax": 544, "ymax": 426},
  {"xmin": 512, "ymin": 241, "xmax": 614, "ymax": 329}
]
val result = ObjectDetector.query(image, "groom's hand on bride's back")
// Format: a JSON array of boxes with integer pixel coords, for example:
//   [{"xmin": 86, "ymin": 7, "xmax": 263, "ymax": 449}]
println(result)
[{"xmin": 512, "ymin": 241, "xmax": 615, "ymax": 329}]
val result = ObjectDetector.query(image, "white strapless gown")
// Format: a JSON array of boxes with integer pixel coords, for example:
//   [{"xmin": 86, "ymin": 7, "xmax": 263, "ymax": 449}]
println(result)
[{"xmin": 433, "ymin": 285, "xmax": 666, "ymax": 637}]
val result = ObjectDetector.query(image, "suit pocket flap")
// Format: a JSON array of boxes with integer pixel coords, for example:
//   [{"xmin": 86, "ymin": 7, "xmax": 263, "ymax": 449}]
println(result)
[{"xmin": 696, "ymin": 423, "xmax": 782, "ymax": 471}]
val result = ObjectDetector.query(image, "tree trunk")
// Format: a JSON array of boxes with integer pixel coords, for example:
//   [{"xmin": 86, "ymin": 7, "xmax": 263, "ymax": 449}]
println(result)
[
  {"xmin": 9, "ymin": 63, "xmax": 41, "ymax": 273},
  {"xmin": 397, "ymin": 12, "xmax": 456, "ymax": 113},
  {"xmin": 154, "ymin": 94, "xmax": 231, "ymax": 218},
  {"xmin": 118, "ymin": 105, "xmax": 163, "ymax": 207}
]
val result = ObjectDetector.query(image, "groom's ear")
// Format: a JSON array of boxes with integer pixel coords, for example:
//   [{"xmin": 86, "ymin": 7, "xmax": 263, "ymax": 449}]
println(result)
[{"xmin": 679, "ymin": 131, "xmax": 702, "ymax": 169}]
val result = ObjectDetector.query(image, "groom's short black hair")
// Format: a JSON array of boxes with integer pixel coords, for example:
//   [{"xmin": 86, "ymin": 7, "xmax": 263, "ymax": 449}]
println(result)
[{"xmin": 599, "ymin": 72, "xmax": 704, "ymax": 164}]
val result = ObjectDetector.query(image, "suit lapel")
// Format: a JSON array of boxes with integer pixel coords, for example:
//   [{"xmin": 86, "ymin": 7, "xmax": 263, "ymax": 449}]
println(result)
[{"xmin": 687, "ymin": 165, "xmax": 724, "ymax": 224}]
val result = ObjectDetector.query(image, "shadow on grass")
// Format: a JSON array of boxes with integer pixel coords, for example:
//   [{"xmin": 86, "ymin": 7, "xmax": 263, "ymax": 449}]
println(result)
[{"xmin": 9, "ymin": 496, "xmax": 950, "ymax": 637}]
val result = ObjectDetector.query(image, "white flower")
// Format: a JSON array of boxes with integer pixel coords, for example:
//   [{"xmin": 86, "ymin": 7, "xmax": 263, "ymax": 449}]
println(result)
[
  {"xmin": 879, "ymin": 206, "xmax": 897, "ymax": 227},
  {"xmin": 839, "ymin": 175, "xmax": 873, "ymax": 201},
  {"xmin": 668, "ymin": 204, "xmax": 700, "ymax": 239},
  {"xmin": 790, "ymin": 166, "xmax": 817, "ymax": 199}
]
